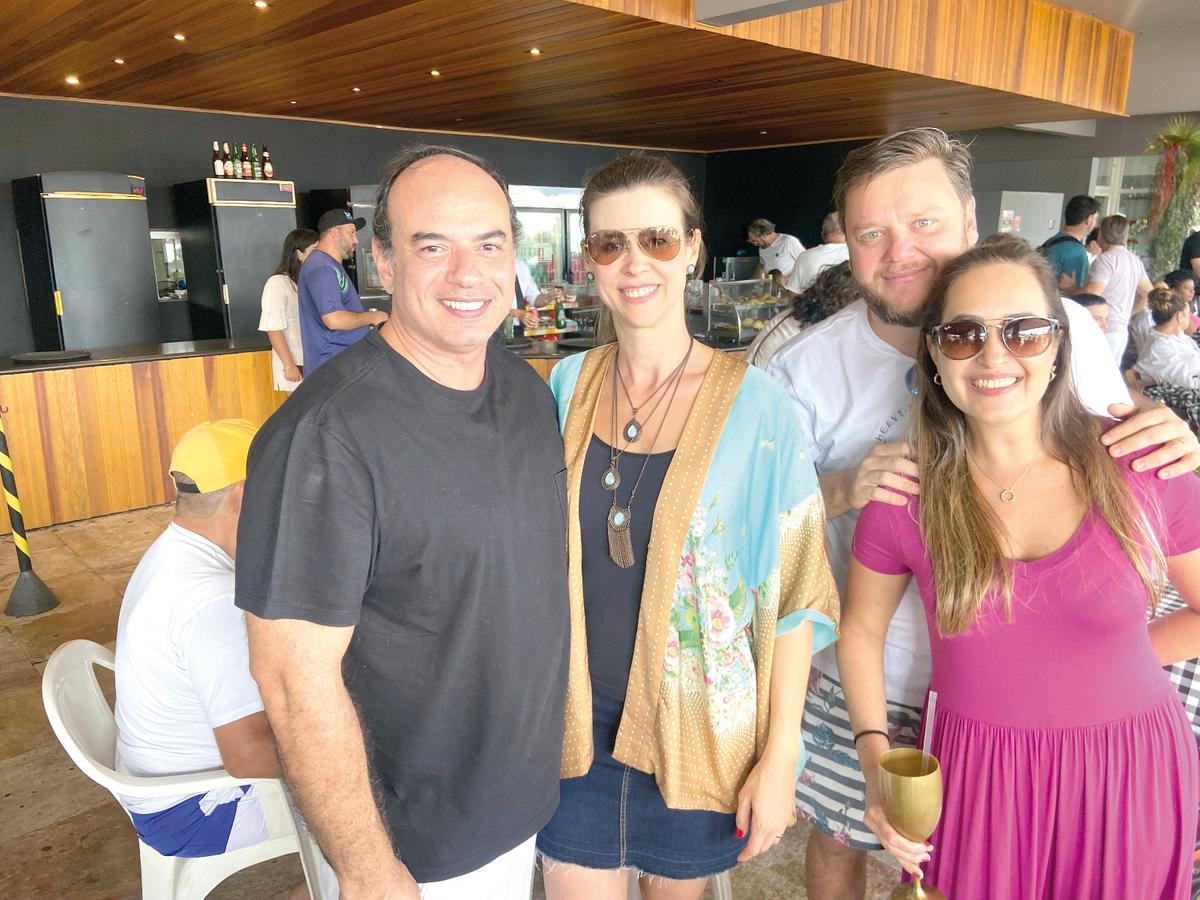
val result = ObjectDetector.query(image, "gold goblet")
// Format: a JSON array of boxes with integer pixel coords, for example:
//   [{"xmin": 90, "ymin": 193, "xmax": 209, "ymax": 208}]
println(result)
[{"xmin": 880, "ymin": 748, "xmax": 945, "ymax": 900}]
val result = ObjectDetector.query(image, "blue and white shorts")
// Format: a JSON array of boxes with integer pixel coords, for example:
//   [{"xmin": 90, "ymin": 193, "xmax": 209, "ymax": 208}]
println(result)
[
  {"xmin": 128, "ymin": 785, "xmax": 267, "ymax": 858},
  {"xmin": 795, "ymin": 669, "xmax": 922, "ymax": 851}
]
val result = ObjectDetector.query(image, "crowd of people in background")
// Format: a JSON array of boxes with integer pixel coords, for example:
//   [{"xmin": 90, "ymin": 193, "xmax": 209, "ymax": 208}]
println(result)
[{"xmin": 103, "ymin": 127, "xmax": 1200, "ymax": 900}]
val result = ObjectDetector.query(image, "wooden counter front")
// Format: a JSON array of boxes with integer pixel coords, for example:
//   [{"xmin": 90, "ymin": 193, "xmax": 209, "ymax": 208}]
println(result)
[
  {"xmin": 0, "ymin": 349, "xmax": 283, "ymax": 534},
  {"xmin": 0, "ymin": 343, "xmax": 570, "ymax": 535}
]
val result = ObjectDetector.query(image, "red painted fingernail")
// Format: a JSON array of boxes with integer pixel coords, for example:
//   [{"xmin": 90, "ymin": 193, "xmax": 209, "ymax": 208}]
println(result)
[{"xmin": 736, "ymin": 828, "xmax": 745, "ymax": 838}]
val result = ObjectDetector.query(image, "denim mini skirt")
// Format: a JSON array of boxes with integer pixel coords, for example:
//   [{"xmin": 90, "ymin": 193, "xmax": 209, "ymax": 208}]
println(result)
[{"xmin": 537, "ymin": 690, "xmax": 747, "ymax": 879}]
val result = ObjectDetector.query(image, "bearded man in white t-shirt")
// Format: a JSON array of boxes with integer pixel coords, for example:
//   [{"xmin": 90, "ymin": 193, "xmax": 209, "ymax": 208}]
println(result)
[
  {"xmin": 113, "ymin": 419, "xmax": 325, "ymax": 899},
  {"xmin": 767, "ymin": 127, "xmax": 1200, "ymax": 900}
]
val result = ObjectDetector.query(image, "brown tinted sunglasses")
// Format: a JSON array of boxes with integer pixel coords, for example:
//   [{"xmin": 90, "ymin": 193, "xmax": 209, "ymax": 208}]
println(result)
[
  {"xmin": 930, "ymin": 315, "xmax": 1061, "ymax": 360},
  {"xmin": 583, "ymin": 227, "xmax": 686, "ymax": 266}
]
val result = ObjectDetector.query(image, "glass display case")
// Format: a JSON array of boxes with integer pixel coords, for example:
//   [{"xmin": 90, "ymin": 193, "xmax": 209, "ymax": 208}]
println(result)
[{"xmin": 702, "ymin": 278, "xmax": 792, "ymax": 344}]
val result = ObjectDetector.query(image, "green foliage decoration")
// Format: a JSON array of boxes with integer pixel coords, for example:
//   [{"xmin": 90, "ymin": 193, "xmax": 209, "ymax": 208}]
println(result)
[{"xmin": 1147, "ymin": 116, "xmax": 1200, "ymax": 278}]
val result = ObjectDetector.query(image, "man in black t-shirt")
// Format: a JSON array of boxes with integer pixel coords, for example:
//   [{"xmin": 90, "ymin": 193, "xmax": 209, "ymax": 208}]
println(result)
[
  {"xmin": 1181, "ymin": 230, "xmax": 1200, "ymax": 278},
  {"xmin": 236, "ymin": 146, "xmax": 569, "ymax": 899}
]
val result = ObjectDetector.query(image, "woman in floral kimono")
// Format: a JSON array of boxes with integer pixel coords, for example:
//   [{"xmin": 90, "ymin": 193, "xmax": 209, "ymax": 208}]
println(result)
[{"xmin": 536, "ymin": 155, "xmax": 840, "ymax": 899}]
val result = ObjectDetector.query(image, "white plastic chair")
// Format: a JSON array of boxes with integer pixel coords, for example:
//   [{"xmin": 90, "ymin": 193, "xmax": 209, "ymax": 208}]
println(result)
[{"xmin": 41, "ymin": 639, "xmax": 326, "ymax": 900}]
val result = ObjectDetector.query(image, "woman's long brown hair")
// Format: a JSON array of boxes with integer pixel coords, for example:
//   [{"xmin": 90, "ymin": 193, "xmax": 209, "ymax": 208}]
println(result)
[{"xmin": 912, "ymin": 240, "xmax": 1165, "ymax": 635}]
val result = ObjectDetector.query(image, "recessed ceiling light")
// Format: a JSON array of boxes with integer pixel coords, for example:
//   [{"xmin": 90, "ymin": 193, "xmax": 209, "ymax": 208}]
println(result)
[
  {"xmin": 113, "ymin": 57, "xmax": 125, "ymax": 65},
  {"xmin": 254, "ymin": 0, "xmax": 269, "ymax": 7},
  {"xmin": 352, "ymin": 86, "xmax": 361, "ymax": 92},
  {"xmin": 173, "ymin": 33, "xmax": 186, "ymax": 41},
  {"xmin": 455, "ymin": 117, "xmax": 464, "ymax": 122},
  {"xmin": 529, "ymin": 47, "xmax": 541, "ymax": 56},
  {"xmin": 759, "ymin": 130, "xmax": 768, "ymax": 135},
  {"xmin": 430, "ymin": 69, "xmax": 441, "ymax": 77},
  {"xmin": 289, "ymin": 99, "xmax": 297, "ymax": 104},
  {"xmin": 65, "ymin": 75, "xmax": 80, "ymax": 85}
]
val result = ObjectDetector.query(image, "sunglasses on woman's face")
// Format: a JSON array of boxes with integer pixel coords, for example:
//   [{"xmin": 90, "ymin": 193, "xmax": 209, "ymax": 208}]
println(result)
[
  {"xmin": 930, "ymin": 315, "xmax": 1061, "ymax": 360},
  {"xmin": 584, "ymin": 227, "xmax": 684, "ymax": 266}
]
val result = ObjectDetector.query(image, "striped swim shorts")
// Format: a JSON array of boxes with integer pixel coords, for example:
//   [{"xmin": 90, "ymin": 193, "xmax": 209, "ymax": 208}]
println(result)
[{"xmin": 795, "ymin": 668, "xmax": 922, "ymax": 850}]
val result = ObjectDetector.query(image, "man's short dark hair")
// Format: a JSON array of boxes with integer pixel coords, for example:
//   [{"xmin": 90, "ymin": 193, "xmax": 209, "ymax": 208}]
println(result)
[
  {"xmin": 747, "ymin": 218, "xmax": 774, "ymax": 237},
  {"xmin": 1165, "ymin": 269, "xmax": 1197, "ymax": 290},
  {"xmin": 372, "ymin": 145, "xmax": 521, "ymax": 259},
  {"xmin": 1063, "ymin": 195, "xmax": 1100, "ymax": 227},
  {"xmin": 1072, "ymin": 292, "xmax": 1108, "ymax": 308}
]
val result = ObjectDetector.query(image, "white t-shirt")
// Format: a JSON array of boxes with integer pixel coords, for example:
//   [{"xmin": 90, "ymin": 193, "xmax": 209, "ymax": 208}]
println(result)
[
  {"xmin": 1135, "ymin": 330, "xmax": 1200, "ymax": 389},
  {"xmin": 758, "ymin": 233, "xmax": 805, "ymax": 277},
  {"xmin": 1087, "ymin": 246, "xmax": 1149, "ymax": 332},
  {"xmin": 766, "ymin": 299, "xmax": 1130, "ymax": 706},
  {"xmin": 1129, "ymin": 308, "xmax": 1154, "ymax": 358},
  {"xmin": 258, "ymin": 273, "xmax": 304, "ymax": 392},
  {"xmin": 515, "ymin": 259, "xmax": 539, "ymax": 307},
  {"xmin": 114, "ymin": 524, "xmax": 265, "ymax": 814},
  {"xmin": 785, "ymin": 242, "xmax": 849, "ymax": 293},
  {"xmin": 744, "ymin": 308, "xmax": 802, "ymax": 370}
]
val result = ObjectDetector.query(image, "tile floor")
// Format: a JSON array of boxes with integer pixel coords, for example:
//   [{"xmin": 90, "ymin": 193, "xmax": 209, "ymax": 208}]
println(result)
[{"xmin": 0, "ymin": 506, "xmax": 899, "ymax": 899}]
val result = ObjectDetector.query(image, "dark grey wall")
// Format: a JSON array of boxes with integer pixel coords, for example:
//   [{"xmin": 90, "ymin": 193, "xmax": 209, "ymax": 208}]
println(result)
[
  {"xmin": 961, "ymin": 112, "xmax": 1200, "ymax": 203},
  {"xmin": 702, "ymin": 140, "xmax": 867, "ymax": 263},
  {"xmin": 0, "ymin": 95, "xmax": 705, "ymax": 357}
]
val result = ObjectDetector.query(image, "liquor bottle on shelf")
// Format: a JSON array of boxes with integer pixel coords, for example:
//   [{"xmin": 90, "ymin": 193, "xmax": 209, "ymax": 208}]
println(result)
[
  {"xmin": 262, "ymin": 145, "xmax": 274, "ymax": 179},
  {"xmin": 222, "ymin": 142, "xmax": 234, "ymax": 178},
  {"xmin": 212, "ymin": 141, "xmax": 223, "ymax": 177},
  {"xmin": 240, "ymin": 143, "xmax": 252, "ymax": 179},
  {"xmin": 250, "ymin": 143, "xmax": 262, "ymax": 179},
  {"xmin": 232, "ymin": 142, "xmax": 243, "ymax": 178}
]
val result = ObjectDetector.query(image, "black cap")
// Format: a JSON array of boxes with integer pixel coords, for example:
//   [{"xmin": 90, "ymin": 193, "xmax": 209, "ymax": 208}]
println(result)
[{"xmin": 317, "ymin": 208, "xmax": 367, "ymax": 233}]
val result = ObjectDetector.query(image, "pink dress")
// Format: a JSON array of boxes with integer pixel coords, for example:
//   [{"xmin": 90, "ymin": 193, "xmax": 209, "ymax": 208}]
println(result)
[{"xmin": 854, "ymin": 457, "xmax": 1199, "ymax": 899}]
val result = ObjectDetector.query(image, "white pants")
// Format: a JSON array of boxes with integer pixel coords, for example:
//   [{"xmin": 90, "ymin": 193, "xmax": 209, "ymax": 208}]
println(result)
[{"xmin": 419, "ymin": 835, "xmax": 537, "ymax": 900}]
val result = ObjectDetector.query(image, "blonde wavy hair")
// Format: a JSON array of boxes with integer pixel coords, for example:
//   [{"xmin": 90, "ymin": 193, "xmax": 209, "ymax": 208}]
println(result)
[{"xmin": 912, "ymin": 241, "xmax": 1165, "ymax": 635}]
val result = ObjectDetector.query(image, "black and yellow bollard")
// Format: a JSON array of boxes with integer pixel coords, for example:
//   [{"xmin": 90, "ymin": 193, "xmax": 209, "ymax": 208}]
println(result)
[{"xmin": 1, "ymin": 405, "xmax": 59, "ymax": 617}]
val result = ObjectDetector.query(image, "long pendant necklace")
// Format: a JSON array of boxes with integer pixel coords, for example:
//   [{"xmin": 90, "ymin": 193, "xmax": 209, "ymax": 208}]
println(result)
[
  {"xmin": 600, "ymin": 344, "xmax": 692, "ymax": 492},
  {"xmin": 614, "ymin": 350, "xmax": 688, "ymax": 443},
  {"xmin": 968, "ymin": 447, "xmax": 1041, "ymax": 504},
  {"xmin": 606, "ymin": 341, "xmax": 694, "ymax": 568}
]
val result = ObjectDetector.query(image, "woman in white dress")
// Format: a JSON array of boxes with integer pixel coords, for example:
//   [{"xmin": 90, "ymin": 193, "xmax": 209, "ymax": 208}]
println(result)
[{"xmin": 258, "ymin": 228, "xmax": 318, "ymax": 392}]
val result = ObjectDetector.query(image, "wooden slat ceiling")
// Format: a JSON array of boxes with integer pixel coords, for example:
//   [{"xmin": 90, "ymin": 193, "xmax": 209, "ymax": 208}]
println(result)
[{"xmin": 0, "ymin": 0, "xmax": 1132, "ymax": 152}]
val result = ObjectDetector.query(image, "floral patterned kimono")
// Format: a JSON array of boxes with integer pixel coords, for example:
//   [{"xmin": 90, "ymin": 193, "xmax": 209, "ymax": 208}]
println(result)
[{"xmin": 550, "ymin": 344, "xmax": 839, "ymax": 813}]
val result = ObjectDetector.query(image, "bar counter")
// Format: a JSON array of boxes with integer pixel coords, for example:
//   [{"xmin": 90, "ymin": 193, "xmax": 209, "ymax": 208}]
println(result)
[{"xmin": 0, "ymin": 339, "xmax": 281, "ymax": 534}]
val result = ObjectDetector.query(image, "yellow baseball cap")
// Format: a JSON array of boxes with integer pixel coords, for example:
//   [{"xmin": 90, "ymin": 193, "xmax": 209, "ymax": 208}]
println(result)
[{"xmin": 169, "ymin": 419, "xmax": 259, "ymax": 494}]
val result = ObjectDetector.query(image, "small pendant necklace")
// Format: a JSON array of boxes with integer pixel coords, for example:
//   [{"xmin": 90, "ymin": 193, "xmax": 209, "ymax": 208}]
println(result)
[
  {"xmin": 605, "ymin": 341, "xmax": 694, "ymax": 568},
  {"xmin": 614, "ymin": 352, "xmax": 687, "ymax": 443},
  {"xmin": 968, "ymin": 448, "xmax": 1041, "ymax": 504},
  {"xmin": 601, "ymin": 344, "xmax": 692, "ymax": 492}
]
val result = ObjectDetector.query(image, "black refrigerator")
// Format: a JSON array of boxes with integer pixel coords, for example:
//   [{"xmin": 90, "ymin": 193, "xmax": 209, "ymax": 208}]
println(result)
[
  {"xmin": 174, "ymin": 178, "xmax": 298, "ymax": 340},
  {"xmin": 304, "ymin": 185, "xmax": 390, "ymax": 312},
  {"xmin": 12, "ymin": 172, "xmax": 159, "ymax": 351}
]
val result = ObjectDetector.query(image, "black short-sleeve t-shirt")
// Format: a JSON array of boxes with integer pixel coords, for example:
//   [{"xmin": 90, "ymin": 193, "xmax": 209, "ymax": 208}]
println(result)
[
  {"xmin": 1181, "ymin": 232, "xmax": 1200, "ymax": 272},
  {"xmin": 235, "ymin": 330, "xmax": 569, "ymax": 882}
]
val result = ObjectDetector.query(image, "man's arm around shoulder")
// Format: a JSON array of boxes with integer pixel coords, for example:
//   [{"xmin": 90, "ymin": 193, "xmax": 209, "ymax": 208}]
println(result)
[{"xmin": 247, "ymin": 615, "xmax": 419, "ymax": 900}]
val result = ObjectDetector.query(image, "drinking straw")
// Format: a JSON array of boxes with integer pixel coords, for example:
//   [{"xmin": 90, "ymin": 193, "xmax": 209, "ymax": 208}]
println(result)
[{"xmin": 922, "ymin": 690, "xmax": 938, "ymax": 774}]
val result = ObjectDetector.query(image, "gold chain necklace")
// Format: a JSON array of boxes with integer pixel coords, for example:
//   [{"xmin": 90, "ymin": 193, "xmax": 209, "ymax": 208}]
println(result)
[{"xmin": 968, "ymin": 448, "xmax": 1041, "ymax": 504}]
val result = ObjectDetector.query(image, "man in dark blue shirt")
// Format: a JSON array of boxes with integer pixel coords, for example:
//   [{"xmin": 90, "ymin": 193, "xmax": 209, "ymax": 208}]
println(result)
[{"xmin": 298, "ymin": 209, "xmax": 388, "ymax": 371}]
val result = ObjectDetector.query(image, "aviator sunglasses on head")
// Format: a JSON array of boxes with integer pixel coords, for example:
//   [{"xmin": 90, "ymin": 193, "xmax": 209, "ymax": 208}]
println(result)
[
  {"xmin": 930, "ymin": 315, "xmax": 1061, "ymax": 360},
  {"xmin": 584, "ymin": 227, "xmax": 686, "ymax": 266}
]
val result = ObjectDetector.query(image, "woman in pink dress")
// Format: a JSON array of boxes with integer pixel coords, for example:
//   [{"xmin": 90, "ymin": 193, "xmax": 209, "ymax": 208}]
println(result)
[{"xmin": 839, "ymin": 239, "xmax": 1200, "ymax": 899}]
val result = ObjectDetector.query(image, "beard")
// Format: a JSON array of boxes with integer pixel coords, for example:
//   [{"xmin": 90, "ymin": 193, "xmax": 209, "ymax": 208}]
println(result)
[{"xmin": 859, "ymin": 278, "xmax": 933, "ymax": 328}]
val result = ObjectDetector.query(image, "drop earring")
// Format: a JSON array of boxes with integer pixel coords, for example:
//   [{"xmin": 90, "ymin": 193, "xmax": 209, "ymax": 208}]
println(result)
[
  {"xmin": 933, "ymin": 373, "xmax": 943, "ymax": 385},
  {"xmin": 1050, "ymin": 364, "xmax": 1057, "ymax": 380},
  {"xmin": 587, "ymin": 272, "xmax": 595, "ymax": 282},
  {"xmin": 687, "ymin": 264, "xmax": 695, "ymax": 275}
]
